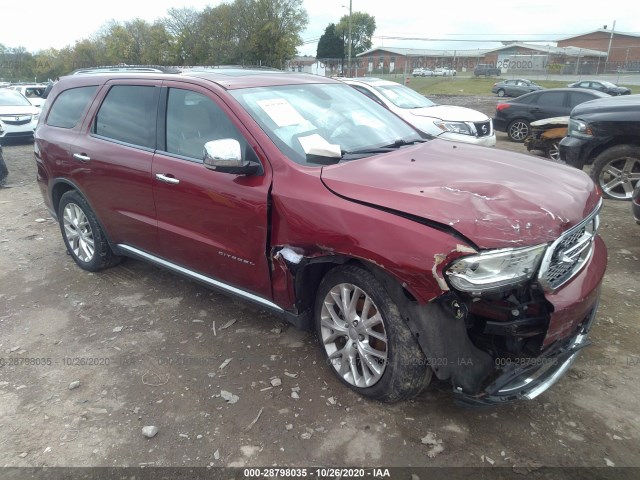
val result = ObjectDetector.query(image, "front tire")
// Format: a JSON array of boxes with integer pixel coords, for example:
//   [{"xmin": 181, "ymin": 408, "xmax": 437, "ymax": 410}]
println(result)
[
  {"xmin": 58, "ymin": 191, "xmax": 121, "ymax": 271},
  {"xmin": 315, "ymin": 265, "xmax": 431, "ymax": 402},
  {"xmin": 497, "ymin": 89, "xmax": 505, "ymax": 97},
  {"xmin": 507, "ymin": 119, "xmax": 530, "ymax": 142},
  {"xmin": 590, "ymin": 145, "xmax": 640, "ymax": 200}
]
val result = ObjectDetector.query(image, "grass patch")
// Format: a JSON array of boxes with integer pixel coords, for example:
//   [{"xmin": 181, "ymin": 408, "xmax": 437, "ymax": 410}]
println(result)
[{"xmin": 370, "ymin": 74, "xmax": 640, "ymax": 96}]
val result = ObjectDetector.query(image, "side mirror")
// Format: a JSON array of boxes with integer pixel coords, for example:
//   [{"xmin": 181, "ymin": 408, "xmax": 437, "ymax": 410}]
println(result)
[{"xmin": 203, "ymin": 139, "xmax": 260, "ymax": 175}]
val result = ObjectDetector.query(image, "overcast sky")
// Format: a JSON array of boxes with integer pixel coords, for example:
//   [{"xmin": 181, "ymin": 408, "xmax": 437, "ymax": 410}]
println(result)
[{"xmin": 2, "ymin": 0, "xmax": 640, "ymax": 56}]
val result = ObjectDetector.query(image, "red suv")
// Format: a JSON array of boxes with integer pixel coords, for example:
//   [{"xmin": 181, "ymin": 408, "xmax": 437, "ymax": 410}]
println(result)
[{"xmin": 35, "ymin": 69, "xmax": 607, "ymax": 405}]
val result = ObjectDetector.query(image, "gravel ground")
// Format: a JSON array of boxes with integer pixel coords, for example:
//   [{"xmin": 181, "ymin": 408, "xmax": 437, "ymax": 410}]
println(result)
[{"xmin": 0, "ymin": 107, "xmax": 639, "ymax": 472}]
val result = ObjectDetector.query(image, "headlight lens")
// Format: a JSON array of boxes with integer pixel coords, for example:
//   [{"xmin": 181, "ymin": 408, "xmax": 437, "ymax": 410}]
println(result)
[
  {"xmin": 434, "ymin": 120, "xmax": 474, "ymax": 136},
  {"xmin": 445, "ymin": 244, "xmax": 547, "ymax": 293},
  {"xmin": 568, "ymin": 118, "xmax": 592, "ymax": 138}
]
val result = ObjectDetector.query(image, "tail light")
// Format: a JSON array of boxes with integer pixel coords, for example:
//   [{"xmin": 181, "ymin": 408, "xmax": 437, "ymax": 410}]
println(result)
[{"xmin": 496, "ymin": 103, "xmax": 511, "ymax": 112}]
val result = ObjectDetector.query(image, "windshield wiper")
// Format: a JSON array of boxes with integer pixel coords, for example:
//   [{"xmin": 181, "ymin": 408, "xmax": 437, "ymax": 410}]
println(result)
[{"xmin": 342, "ymin": 138, "xmax": 427, "ymax": 157}]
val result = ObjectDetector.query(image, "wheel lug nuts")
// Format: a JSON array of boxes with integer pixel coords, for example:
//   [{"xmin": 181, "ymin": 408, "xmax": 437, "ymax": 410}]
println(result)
[
  {"xmin": 359, "ymin": 334, "xmax": 364, "ymax": 341},
  {"xmin": 352, "ymin": 320, "xmax": 358, "ymax": 327}
]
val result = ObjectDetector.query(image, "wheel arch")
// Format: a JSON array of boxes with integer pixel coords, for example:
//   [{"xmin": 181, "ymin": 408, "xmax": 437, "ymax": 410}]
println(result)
[
  {"xmin": 273, "ymin": 249, "xmax": 419, "ymax": 330},
  {"xmin": 585, "ymin": 137, "xmax": 640, "ymax": 165},
  {"xmin": 50, "ymin": 178, "xmax": 119, "ymax": 252}
]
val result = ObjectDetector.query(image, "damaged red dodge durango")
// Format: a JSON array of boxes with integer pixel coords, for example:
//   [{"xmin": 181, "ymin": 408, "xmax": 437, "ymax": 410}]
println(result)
[{"xmin": 34, "ymin": 69, "xmax": 607, "ymax": 405}]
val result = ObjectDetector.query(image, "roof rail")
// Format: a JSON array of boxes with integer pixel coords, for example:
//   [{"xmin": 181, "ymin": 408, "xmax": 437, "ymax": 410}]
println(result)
[{"xmin": 69, "ymin": 65, "xmax": 181, "ymax": 75}]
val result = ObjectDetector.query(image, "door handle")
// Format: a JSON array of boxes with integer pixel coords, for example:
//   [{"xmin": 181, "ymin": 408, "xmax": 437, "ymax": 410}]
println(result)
[
  {"xmin": 155, "ymin": 173, "xmax": 180, "ymax": 185},
  {"xmin": 72, "ymin": 153, "xmax": 91, "ymax": 162}
]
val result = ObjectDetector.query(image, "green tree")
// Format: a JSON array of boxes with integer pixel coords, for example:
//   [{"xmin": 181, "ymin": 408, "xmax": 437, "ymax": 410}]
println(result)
[
  {"xmin": 316, "ymin": 23, "xmax": 343, "ymax": 60},
  {"xmin": 163, "ymin": 7, "xmax": 201, "ymax": 65},
  {"xmin": 247, "ymin": 0, "xmax": 308, "ymax": 69},
  {"xmin": 336, "ymin": 11, "xmax": 375, "ymax": 56}
]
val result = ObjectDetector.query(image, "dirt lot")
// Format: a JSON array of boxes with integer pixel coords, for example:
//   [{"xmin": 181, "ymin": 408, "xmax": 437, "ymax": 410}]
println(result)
[{"xmin": 1, "ymin": 99, "xmax": 639, "ymax": 472}]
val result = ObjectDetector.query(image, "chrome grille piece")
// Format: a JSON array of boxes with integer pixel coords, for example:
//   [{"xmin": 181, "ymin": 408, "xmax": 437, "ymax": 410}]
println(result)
[
  {"xmin": 474, "ymin": 120, "xmax": 492, "ymax": 137},
  {"xmin": 538, "ymin": 201, "xmax": 601, "ymax": 291}
]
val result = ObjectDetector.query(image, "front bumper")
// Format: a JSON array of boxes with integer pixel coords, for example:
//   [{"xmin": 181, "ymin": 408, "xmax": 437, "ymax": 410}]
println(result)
[
  {"xmin": 454, "ymin": 309, "xmax": 595, "ymax": 406},
  {"xmin": 558, "ymin": 135, "xmax": 599, "ymax": 169},
  {"xmin": 438, "ymin": 132, "xmax": 496, "ymax": 147},
  {"xmin": 0, "ymin": 119, "xmax": 37, "ymax": 139},
  {"xmin": 454, "ymin": 235, "xmax": 606, "ymax": 406}
]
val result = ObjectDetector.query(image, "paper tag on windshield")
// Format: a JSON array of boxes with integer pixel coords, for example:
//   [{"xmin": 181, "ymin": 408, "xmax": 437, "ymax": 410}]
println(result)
[
  {"xmin": 257, "ymin": 98, "xmax": 305, "ymax": 127},
  {"xmin": 298, "ymin": 134, "xmax": 341, "ymax": 158}
]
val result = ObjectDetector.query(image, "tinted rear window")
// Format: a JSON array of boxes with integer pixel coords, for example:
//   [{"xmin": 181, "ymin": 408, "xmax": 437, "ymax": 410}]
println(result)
[
  {"xmin": 535, "ymin": 91, "xmax": 566, "ymax": 107},
  {"xmin": 93, "ymin": 85, "xmax": 158, "ymax": 148},
  {"xmin": 47, "ymin": 86, "xmax": 98, "ymax": 129}
]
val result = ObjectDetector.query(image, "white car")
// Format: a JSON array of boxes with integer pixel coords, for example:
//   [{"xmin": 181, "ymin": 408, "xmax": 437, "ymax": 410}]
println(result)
[
  {"xmin": 433, "ymin": 68, "xmax": 456, "ymax": 76},
  {"xmin": 10, "ymin": 84, "xmax": 48, "ymax": 108},
  {"xmin": 0, "ymin": 89, "xmax": 40, "ymax": 141},
  {"xmin": 343, "ymin": 78, "xmax": 495, "ymax": 147}
]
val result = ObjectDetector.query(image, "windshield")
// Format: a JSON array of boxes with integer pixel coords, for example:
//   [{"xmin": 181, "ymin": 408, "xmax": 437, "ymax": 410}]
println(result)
[
  {"xmin": 373, "ymin": 84, "xmax": 436, "ymax": 109},
  {"xmin": 0, "ymin": 90, "xmax": 32, "ymax": 107},
  {"xmin": 231, "ymin": 83, "xmax": 423, "ymax": 165},
  {"xmin": 601, "ymin": 81, "xmax": 617, "ymax": 88}
]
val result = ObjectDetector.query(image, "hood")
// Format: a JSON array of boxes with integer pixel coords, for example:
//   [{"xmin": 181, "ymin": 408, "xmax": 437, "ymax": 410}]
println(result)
[
  {"xmin": 572, "ymin": 93, "xmax": 640, "ymax": 116},
  {"xmin": 321, "ymin": 140, "xmax": 600, "ymax": 249},
  {"xmin": 409, "ymin": 105, "xmax": 488, "ymax": 122},
  {"xmin": 0, "ymin": 105, "xmax": 39, "ymax": 116}
]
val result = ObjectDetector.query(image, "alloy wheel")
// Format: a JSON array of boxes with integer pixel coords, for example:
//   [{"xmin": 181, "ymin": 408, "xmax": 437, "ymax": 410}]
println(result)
[
  {"xmin": 320, "ymin": 283, "xmax": 388, "ymax": 388},
  {"xmin": 63, "ymin": 203, "xmax": 95, "ymax": 262},
  {"xmin": 598, "ymin": 157, "xmax": 640, "ymax": 200},
  {"xmin": 509, "ymin": 121, "xmax": 529, "ymax": 142}
]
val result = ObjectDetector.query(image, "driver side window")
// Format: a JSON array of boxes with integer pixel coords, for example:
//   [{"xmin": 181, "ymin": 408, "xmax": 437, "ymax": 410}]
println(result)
[{"xmin": 165, "ymin": 89, "xmax": 245, "ymax": 160}]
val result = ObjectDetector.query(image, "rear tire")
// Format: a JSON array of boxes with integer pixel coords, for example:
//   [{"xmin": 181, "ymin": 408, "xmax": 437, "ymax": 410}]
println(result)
[
  {"xmin": 590, "ymin": 145, "xmax": 640, "ymax": 200},
  {"xmin": 507, "ymin": 119, "xmax": 530, "ymax": 142},
  {"xmin": 58, "ymin": 191, "xmax": 121, "ymax": 271},
  {"xmin": 315, "ymin": 265, "xmax": 431, "ymax": 402}
]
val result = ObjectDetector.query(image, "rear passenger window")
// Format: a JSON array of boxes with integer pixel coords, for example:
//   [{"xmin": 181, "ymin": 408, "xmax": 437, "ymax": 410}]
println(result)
[
  {"xmin": 536, "ymin": 92, "xmax": 565, "ymax": 107},
  {"xmin": 165, "ymin": 89, "xmax": 245, "ymax": 160},
  {"xmin": 93, "ymin": 85, "xmax": 158, "ymax": 149},
  {"xmin": 47, "ymin": 86, "xmax": 98, "ymax": 129}
]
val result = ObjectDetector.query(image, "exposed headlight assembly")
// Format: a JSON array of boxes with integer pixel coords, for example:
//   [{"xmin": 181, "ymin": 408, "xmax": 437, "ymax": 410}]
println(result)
[{"xmin": 445, "ymin": 244, "xmax": 547, "ymax": 293}]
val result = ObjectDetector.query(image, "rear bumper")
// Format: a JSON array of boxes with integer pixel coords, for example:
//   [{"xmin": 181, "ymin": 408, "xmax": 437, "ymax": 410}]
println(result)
[{"xmin": 492, "ymin": 117, "xmax": 509, "ymax": 132}]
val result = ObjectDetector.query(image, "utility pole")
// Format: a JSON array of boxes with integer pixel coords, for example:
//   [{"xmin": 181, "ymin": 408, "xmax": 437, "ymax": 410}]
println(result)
[
  {"xmin": 606, "ymin": 20, "xmax": 616, "ymax": 73},
  {"xmin": 348, "ymin": 0, "xmax": 352, "ymax": 78}
]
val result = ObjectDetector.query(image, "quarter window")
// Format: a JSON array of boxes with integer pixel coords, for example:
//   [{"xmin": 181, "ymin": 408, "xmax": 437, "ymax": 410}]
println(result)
[
  {"xmin": 47, "ymin": 86, "xmax": 98, "ymax": 129},
  {"xmin": 93, "ymin": 85, "xmax": 158, "ymax": 148}
]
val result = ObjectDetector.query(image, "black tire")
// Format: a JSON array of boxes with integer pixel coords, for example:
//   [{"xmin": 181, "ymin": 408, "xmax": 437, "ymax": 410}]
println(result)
[
  {"xmin": 314, "ymin": 265, "xmax": 431, "ymax": 402},
  {"xmin": 589, "ymin": 145, "xmax": 640, "ymax": 201},
  {"xmin": 507, "ymin": 119, "xmax": 530, "ymax": 142},
  {"xmin": 497, "ymin": 89, "xmax": 506, "ymax": 97},
  {"xmin": 57, "ymin": 190, "xmax": 121, "ymax": 271}
]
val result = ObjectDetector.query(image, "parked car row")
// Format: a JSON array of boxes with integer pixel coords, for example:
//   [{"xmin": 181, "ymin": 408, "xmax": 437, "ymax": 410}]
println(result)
[
  {"xmin": 560, "ymin": 94, "xmax": 640, "ymax": 200},
  {"xmin": 411, "ymin": 67, "xmax": 456, "ymax": 77},
  {"xmin": 492, "ymin": 88, "xmax": 609, "ymax": 142},
  {"xmin": 491, "ymin": 78, "xmax": 639, "ymax": 202}
]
